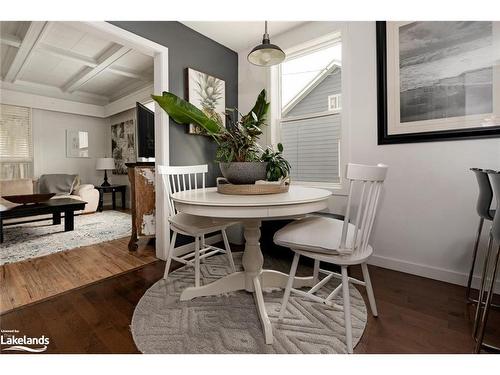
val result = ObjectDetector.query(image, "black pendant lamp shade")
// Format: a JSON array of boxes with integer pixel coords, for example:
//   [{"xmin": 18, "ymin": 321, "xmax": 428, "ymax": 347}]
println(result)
[{"xmin": 247, "ymin": 21, "xmax": 286, "ymax": 67}]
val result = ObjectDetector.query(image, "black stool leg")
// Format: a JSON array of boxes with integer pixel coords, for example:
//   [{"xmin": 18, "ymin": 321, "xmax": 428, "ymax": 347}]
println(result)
[
  {"xmin": 467, "ymin": 217, "xmax": 484, "ymax": 302},
  {"xmin": 474, "ymin": 245, "xmax": 500, "ymax": 353},
  {"xmin": 473, "ymin": 232, "xmax": 493, "ymax": 336}
]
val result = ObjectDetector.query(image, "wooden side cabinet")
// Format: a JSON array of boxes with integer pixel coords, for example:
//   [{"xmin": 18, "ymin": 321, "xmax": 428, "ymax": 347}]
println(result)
[{"xmin": 126, "ymin": 162, "xmax": 155, "ymax": 251}]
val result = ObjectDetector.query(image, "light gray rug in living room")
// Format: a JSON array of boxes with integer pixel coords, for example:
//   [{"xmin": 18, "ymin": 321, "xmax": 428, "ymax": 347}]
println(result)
[
  {"xmin": 1, "ymin": 211, "xmax": 132, "ymax": 265},
  {"xmin": 131, "ymin": 253, "xmax": 367, "ymax": 354}
]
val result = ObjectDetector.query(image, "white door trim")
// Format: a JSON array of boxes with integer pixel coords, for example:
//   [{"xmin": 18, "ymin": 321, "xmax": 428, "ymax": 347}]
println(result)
[{"xmin": 82, "ymin": 21, "xmax": 170, "ymax": 260}]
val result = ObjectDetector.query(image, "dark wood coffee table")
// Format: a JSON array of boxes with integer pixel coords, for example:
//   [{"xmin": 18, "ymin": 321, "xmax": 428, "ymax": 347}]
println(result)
[{"xmin": 0, "ymin": 198, "xmax": 86, "ymax": 243}]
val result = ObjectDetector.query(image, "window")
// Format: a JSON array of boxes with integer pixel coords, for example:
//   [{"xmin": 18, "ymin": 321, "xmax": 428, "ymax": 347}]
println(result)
[
  {"xmin": 0, "ymin": 104, "xmax": 33, "ymax": 179},
  {"xmin": 328, "ymin": 94, "xmax": 342, "ymax": 111},
  {"xmin": 279, "ymin": 37, "xmax": 342, "ymax": 185}
]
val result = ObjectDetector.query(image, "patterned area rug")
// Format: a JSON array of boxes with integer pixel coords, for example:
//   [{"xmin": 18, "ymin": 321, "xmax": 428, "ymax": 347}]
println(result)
[
  {"xmin": 131, "ymin": 253, "xmax": 367, "ymax": 354},
  {"xmin": 1, "ymin": 211, "xmax": 132, "ymax": 265}
]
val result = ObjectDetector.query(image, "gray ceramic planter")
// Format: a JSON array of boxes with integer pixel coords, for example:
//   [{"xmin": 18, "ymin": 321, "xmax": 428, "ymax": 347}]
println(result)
[{"xmin": 219, "ymin": 162, "xmax": 268, "ymax": 185}]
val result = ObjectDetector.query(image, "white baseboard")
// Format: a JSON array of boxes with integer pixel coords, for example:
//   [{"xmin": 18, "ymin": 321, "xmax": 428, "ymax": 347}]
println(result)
[{"xmin": 368, "ymin": 254, "xmax": 500, "ymax": 290}]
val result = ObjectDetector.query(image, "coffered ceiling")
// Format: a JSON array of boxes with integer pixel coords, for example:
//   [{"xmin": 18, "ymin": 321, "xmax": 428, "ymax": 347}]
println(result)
[{"xmin": 0, "ymin": 21, "xmax": 154, "ymax": 106}]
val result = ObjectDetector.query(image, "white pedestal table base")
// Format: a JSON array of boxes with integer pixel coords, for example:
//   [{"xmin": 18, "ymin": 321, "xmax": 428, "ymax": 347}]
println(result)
[{"xmin": 179, "ymin": 219, "xmax": 315, "ymax": 344}]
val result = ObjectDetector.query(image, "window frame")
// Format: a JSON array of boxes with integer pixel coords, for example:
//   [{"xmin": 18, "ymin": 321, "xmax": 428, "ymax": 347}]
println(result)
[
  {"xmin": 270, "ymin": 30, "xmax": 350, "ymax": 195},
  {"xmin": 328, "ymin": 94, "xmax": 342, "ymax": 112}
]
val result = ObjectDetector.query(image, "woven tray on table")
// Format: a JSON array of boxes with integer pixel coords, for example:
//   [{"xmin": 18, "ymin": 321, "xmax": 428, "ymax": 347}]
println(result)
[{"xmin": 216, "ymin": 177, "xmax": 290, "ymax": 195}]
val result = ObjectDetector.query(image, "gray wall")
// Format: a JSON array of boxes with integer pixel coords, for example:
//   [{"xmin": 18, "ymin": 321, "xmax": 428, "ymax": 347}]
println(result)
[{"xmin": 110, "ymin": 21, "xmax": 238, "ymax": 185}]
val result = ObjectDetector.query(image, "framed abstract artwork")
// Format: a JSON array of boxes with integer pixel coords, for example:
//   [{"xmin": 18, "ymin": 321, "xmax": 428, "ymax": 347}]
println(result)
[
  {"xmin": 376, "ymin": 21, "xmax": 500, "ymax": 144},
  {"xmin": 111, "ymin": 119, "xmax": 136, "ymax": 174},
  {"xmin": 187, "ymin": 68, "xmax": 226, "ymax": 135}
]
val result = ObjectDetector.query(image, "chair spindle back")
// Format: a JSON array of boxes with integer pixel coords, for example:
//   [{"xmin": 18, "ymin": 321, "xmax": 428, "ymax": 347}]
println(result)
[
  {"xmin": 340, "ymin": 163, "xmax": 388, "ymax": 256},
  {"xmin": 158, "ymin": 164, "xmax": 208, "ymax": 218}
]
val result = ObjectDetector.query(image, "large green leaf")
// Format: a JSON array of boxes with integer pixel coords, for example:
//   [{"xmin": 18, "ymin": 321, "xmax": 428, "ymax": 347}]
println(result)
[
  {"xmin": 248, "ymin": 89, "xmax": 269, "ymax": 119},
  {"xmin": 241, "ymin": 89, "xmax": 269, "ymax": 127},
  {"xmin": 151, "ymin": 92, "xmax": 222, "ymax": 135}
]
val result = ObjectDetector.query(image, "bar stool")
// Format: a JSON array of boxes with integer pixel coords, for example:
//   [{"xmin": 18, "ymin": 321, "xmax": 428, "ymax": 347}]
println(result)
[
  {"xmin": 473, "ymin": 169, "xmax": 500, "ymax": 353},
  {"xmin": 467, "ymin": 168, "xmax": 496, "ymax": 304}
]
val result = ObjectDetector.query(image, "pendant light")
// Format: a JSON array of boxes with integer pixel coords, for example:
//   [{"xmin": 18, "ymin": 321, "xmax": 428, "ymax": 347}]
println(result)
[{"xmin": 247, "ymin": 21, "xmax": 286, "ymax": 67}]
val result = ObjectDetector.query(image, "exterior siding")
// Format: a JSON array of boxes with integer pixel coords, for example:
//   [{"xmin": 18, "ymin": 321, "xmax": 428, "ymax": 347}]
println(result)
[
  {"xmin": 281, "ymin": 68, "xmax": 342, "ymax": 183},
  {"xmin": 286, "ymin": 68, "xmax": 341, "ymax": 118}
]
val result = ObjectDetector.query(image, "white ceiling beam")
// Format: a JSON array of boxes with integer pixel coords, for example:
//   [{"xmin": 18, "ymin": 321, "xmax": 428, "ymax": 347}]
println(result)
[
  {"xmin": 0, "ymin": 87, "xmax": 106, "ymax": 118},
  {"xmin": 37, "ymin": 42, "xmax": 97, "ymax": 67},
  {"xmin": 0, "ymin": 79, "xmax": 109, "ymax": 106},
  {"xmin": 105, "ymin": 83, "xmax": 154, "ymax": 117},
  {"xmin": 0, "ymin": 33, "xmax": 22, "ymax": 48},
  {"xmin": 37, "ymin": 42, "xmax": 150, "ymax": 81},
  {"xmin": 63, "ymin": 44, "xmax": 131, "ymax": 93},
  {"xmin": 4, "ymin": 21, "xmax": 50, "ymax": 83},
  {"xmin": 108, "ymin": 65, "xmax": 150, "ymax": 80},
  {"xmin": 110, "ymin": 80, "xmax": 154, "ymax": 102}
]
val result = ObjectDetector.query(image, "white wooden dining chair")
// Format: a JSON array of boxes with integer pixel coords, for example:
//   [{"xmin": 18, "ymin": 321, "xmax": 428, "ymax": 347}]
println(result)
[
  {"xmin": 158, "ymin": 164, "xmax": 237, "ymax": 287},
  {"xmin": 273, "ymin": 163, "xmax": 388, "ymax": 353}
]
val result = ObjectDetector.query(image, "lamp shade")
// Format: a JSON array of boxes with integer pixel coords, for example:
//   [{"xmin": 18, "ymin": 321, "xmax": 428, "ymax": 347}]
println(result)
[
  {"xmin": 248, "ymin": 42, "xmax": 286, "ymax": 67},
  {"xmin": 96, "ymin": 158, "xmax": 115, "ymax": 171},
  {"xmin": 247, "ymin": 21, "xmax": 286, "ymax": 67}
]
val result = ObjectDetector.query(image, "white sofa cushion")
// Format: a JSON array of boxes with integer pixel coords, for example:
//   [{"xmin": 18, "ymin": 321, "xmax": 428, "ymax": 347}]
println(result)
[{"xmin": 273, "ymin": 216, "xmax": 360, "ymax": 255}]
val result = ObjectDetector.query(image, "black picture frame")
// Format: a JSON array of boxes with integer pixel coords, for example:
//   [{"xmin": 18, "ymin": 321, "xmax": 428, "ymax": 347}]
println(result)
[{"xmin": 376, "ymin": 21, "xmax": 500, "ymax": 145}]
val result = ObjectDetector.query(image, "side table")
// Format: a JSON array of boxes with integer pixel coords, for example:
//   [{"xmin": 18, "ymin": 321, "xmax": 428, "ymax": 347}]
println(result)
[{"xmin": 95, "ymin": 185, "xmax": 126, "ymax": 211}]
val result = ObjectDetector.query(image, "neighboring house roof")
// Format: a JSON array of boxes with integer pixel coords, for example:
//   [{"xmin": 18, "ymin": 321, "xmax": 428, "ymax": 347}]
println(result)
[{"xmin": 282, "ymin": 60, "xmax": 341, "ymax": 117}]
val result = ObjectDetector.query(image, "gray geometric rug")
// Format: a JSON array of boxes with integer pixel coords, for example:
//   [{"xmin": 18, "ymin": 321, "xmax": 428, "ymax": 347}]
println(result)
[
  {"xmin": 131, "ymin": 252, "xmax": 367, "ymax": 354},
  {"xmin": 0, "ymin": 211, "xmax": 132, "ymax": 265}
]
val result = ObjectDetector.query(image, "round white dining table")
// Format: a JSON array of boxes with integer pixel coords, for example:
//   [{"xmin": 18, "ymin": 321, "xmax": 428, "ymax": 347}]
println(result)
[{"xmin": 171, "ymin": 185, "xmax": 332, "ymax": 345}]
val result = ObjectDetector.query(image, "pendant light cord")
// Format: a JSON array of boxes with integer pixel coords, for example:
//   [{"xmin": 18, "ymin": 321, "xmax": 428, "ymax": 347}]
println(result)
[{"xmin": 263, "ymin": 21, "xmax": 269, "ymax": 41}]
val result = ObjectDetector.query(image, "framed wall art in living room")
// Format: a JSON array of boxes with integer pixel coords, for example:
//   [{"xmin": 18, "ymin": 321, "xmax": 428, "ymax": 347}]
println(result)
[
  {"xmin": 111, "ymin": 119, "xmax": 136, "ymax": 174},
  {"xmin": 376, "ymin": 21, "xmax": 500, "ymax": 144}
]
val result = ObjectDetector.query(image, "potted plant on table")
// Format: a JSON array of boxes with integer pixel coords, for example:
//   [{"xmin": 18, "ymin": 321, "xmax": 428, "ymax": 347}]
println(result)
[{"xmin": 152, "ymin": 89, "xmax": 290, "ymax": 185}]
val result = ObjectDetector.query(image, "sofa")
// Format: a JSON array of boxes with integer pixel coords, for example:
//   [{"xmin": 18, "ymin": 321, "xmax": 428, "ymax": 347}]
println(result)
[{"xmin": 0, "ymin": 176, "xmax": 99, "ymax": 224}]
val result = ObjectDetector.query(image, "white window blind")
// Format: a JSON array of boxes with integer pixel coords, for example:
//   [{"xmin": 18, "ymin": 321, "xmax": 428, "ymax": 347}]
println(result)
[
  {"xmin": 281, "ymin": 113, "xmax": 341, "ymax": 183},
  {"xmin": 0, "ymin": 104, "xmax": 33, "ymax": 179}
]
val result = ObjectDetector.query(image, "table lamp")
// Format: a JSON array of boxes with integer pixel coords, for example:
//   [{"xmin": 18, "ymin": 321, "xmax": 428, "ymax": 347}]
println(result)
[{"xmin": 96, "ymin": 158, "xmax": 115, "ymax": 187}]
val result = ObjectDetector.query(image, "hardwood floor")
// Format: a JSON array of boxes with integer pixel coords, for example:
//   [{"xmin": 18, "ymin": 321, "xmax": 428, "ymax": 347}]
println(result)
[
  {"xmin": 0, "ymin": 236, "xmax": 157, "ymax": 314},
  {"xmin": 1, "ymin": 245, "xmax": 499, "ymax": 353}
]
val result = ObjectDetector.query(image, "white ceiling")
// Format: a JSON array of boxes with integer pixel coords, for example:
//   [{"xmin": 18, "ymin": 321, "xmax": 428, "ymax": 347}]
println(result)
[
  {"xmin": 0, "ymin": 21, "xmax": 153, "ymax": 106},
  {"xmin": 182, "ymin": 21, "xmax": 308, "ymax": 52}
]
